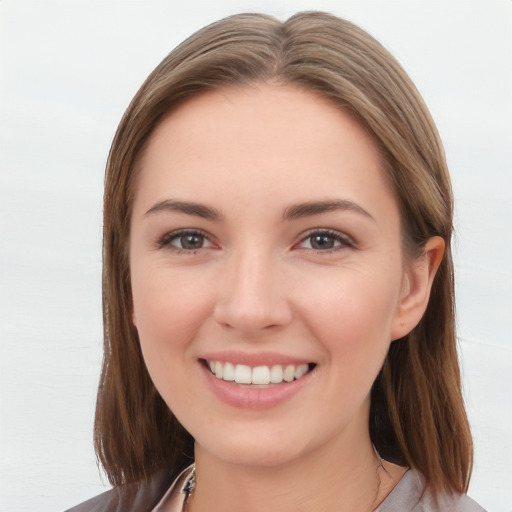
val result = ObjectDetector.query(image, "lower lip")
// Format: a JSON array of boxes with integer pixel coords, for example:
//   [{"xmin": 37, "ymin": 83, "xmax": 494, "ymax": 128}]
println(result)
[{"xmin": 200, "ymin": 362, "xmax": 313, "ymax": 411}]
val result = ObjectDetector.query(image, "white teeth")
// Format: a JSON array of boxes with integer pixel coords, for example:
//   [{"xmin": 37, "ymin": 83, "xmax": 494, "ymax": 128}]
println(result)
[
  {"xmin": 270, "ymin": 365, "xmax": 283, "ymax": 383},
  {"xmin": 294, "ymin": 363, "xmax": 308, "ymax": 379},
  {"xmin": 223, "ymin": 362, "xmax": 235, "ymax": 381},
  {"xmin": 207, "ymin": 360, "xmax": 312, "ymax": 385},
  {"xmin": 283, "ymin": 365, "xmax": 295, "ymax": 382},
  {"xmin": 214, "ymin": 361, "xmax": 223, "ymax": 379},
  {"xmin": 234, "ymin": 364, "xmax": 252, "ymax": 384},
  {"xmin": 252, "ymin": 366, "xmax": 270, "ymax": 385}
]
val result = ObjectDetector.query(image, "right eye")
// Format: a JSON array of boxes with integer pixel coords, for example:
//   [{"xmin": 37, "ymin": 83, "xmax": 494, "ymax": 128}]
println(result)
[{"xmin": 158, "ymin": 230, "xmax": 213, "ymax": 252}]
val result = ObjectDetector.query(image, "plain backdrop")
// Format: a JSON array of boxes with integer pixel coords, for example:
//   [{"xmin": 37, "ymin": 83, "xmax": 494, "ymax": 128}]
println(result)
[{"xmin": 1, "ymin": 1, "xmax": 511, "ymax": 511}]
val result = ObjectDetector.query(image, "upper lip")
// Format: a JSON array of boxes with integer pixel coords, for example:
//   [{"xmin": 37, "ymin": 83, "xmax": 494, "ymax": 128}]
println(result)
[{"xmin": 199, "ymin": 350, "xmax": 314, "ymax": 367}]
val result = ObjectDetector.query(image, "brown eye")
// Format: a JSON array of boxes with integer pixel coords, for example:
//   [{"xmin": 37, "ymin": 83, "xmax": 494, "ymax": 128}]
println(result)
[
  {"xmin": 310, "ymin": 234, "xmax": 337, "ymax": 250},
  {"xmin": 176, "ymin": 233, "xmax": 206, "ymax": 250},
  {"xmin": 159, "ymin": 230, "xmax": 212, "ymax": 251},
  {"xmin": 299, "ymin": 230, "xmax": 353, "ymax": 251}
]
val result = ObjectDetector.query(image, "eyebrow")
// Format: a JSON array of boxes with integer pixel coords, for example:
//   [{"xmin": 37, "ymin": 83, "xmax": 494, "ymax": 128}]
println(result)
[
  {"xmin": 282, "ymin": 199, "xmax": 374, "ymax": 221},
  {"xmin": 144, "ymin": 198, "xmax": 373, "ymax": 222},
  {"xmin": 145, "ymin": 200, "xmax": 223, "ymax": 220}
]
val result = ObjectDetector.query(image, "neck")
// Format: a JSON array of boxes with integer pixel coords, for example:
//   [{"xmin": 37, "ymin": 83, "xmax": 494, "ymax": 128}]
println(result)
[{"xmin": 188, "ymin": 437, "xmax": 405, "ymax": 512}]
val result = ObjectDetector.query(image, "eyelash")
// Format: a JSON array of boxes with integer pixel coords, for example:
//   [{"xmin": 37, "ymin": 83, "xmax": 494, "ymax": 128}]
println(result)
[
  {"xmin": 157, "ymin": 229, "xmax": 212, "ymax": 253},
  {"xmin": 297, "ymin": 229, "xmax": 355, "ymax": 253},
  {"xmin": 157, "ymin": 228, "xmax": 354, "ymax": 254}
]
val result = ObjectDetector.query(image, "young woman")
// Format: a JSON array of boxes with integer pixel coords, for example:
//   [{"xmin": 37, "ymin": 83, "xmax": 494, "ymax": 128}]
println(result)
[{"xmin": 67, "ymin": 11, "xmax": 485, "ymax": 512}]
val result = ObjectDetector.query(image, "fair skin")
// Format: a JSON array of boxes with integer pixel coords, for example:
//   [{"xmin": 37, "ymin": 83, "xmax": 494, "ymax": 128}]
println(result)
[{"xmin": 129, "ymin": 84, "xmax": 444, "ymax": 512}]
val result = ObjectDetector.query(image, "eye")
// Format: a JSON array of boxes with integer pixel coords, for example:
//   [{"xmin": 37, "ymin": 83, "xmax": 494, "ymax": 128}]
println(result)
[
  {"xmin": 298, "ymin": 230, "xmax": 353, "ymax": 251},
  {"xmin": 158, "ymin": 230, "xmax": 213, "ymax": 252}
]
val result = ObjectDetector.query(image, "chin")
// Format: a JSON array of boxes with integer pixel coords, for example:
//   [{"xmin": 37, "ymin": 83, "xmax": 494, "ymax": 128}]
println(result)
[{"xmin": 195, "ymin": 428, "xmax": 309, "ymax": 469}]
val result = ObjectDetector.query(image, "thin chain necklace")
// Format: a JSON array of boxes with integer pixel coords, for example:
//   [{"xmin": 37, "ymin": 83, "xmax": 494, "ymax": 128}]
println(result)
[
  {"xmin": 182, "ymin": 448, "xmax": 385, "ymax": 512},
  {"xmin": 182, "ymin": 466, "xmax": 195, "ymax": 510}
]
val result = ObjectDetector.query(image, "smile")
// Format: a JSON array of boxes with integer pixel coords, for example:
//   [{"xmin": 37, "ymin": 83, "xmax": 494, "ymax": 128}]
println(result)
[
  {"xmin": 199, "ymin": 357, "xmax": 317, "ymax": 409},
  {"xmin": 205, "ymin": 360, "xmax": 316, "ymax": 386}
]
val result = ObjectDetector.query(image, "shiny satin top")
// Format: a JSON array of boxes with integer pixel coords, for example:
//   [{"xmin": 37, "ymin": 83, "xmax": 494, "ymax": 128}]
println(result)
[
  {"xmin": 151, "ymin": 464, "xmax": 486, "ymax": 512},
  {"xmin": 66, "ymin": 464, "xmax": 486, "ymax": 512}
]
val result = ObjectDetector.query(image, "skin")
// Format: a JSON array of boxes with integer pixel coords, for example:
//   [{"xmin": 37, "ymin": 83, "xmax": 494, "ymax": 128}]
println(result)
[{"xmin": 129, "ymin": 83, "xmax": 443, "ymax": 511}]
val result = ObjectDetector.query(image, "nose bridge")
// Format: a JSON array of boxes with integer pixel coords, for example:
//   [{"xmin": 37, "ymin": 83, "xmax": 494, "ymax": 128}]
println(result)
[{"xmin": 214, "ymin": 241, "xmax": 291, "ymax": 333}]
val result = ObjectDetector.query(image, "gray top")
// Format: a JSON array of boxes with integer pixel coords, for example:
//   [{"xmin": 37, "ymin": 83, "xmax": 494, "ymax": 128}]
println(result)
[
  {"xmin": 154, "ymin": 465, "xmax": 486, "ymax": 512},
  {"xmin": 375, "ymin": 469, "xmax": 485, "ymax": 512},
  {"xmin": 65, "ymin": 464, "xmax": 486, "ymax": 511}
]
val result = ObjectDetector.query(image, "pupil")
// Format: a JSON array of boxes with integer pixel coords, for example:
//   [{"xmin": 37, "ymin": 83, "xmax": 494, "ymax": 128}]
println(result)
[
  {"xmin": 311, "ymin": 234, "xmax": 334, "ymax": 249},
  {"xmin": 182, "ymin": 234, "xmax": 203, "ymax": 249}
]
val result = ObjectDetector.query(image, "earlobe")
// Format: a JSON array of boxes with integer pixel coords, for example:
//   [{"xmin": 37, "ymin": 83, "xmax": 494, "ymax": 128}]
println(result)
[{"xmin": 391, "ymin": 236, "xmax": 445, "ymax": 340}]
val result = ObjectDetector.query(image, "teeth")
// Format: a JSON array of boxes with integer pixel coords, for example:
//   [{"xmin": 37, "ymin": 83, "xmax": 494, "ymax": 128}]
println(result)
[
  {"xmin": 283, "ymin": 365, "xmax": 295, "ymax": 382},
  {"xmin": 252, "ymin": 366, "xmax": 270, "ymax": 385},
  {"xmin": 223, "ymin": 362, "xmax": 235, "ymax": 381},
  {"xmin": 207, "ymin": 361, "xmax": 311, "ymax": 385},
  {"xmin": 270, "ymin": 365, "xmax": 283, "ymax": 383},
  {"xmin": 234, "ymin": 364, "xmax": 252, "ymax": 384},
  {"xmin": 295, "ymin": 364, "xmax": 308, "ymax": 379}
]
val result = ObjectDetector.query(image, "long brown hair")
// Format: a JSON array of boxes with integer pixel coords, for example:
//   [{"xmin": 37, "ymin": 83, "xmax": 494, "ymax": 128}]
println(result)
[{"xmin": 95, "ymin": 11, "xmax": 472, "ymax": 494}]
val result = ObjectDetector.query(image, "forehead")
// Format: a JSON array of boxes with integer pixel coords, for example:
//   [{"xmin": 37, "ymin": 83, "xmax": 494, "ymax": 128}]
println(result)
[{"xmin": 133, "ymin": 83, "xmax": 396, "ymax": 219}]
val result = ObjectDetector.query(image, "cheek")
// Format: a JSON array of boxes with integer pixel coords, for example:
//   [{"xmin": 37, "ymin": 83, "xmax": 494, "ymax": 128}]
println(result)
[
  {"xmin": 130, "ymin": 268, "xmax": 214, "ymax": 426},
  {"xmin": 298, "ymin": 267, "xmax": 401, "ymax": 367},
  {"xmin": 133, "ymin": 264, "xmax": 206, "ymax": 334},
  {"xmin": 130, "ymin": 266, "xmax": 212, "ymax": 383}
]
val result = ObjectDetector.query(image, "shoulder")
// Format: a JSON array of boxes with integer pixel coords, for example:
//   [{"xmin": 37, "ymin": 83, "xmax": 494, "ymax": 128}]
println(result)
[
  {"xmin": 419, "ymin": 488, "xmax": 486, "ymax": 512},
  {"xmin": 376, "ymin": 469, "xmax": 487, "ymax": 512},
  {"xmin": 64, "ymin": 470, "xmax": 175, "ymax": 512}
]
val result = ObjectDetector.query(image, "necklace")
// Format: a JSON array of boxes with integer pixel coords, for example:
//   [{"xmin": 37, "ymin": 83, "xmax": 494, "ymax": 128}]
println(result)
[
  {"xmin": 371, "ymin": 446, "xmax": 385, "ymax": 510},
  {"xmin": 182, "ymin": 465, "xmax": 195, "ymax": 510},
  {"xmin": 181, "ymin": 448, "xmax": 384, "ymax": 512}
]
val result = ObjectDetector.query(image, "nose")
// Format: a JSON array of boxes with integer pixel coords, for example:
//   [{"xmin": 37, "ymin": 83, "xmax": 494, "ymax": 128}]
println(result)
[{"xmin": 213, "ymin": 247, "xmax": 293, "ymax": 335}]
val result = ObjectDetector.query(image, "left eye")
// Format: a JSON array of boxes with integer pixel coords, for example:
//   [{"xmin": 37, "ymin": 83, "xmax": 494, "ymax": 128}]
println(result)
[
  {"xmin": 299, "ymin": 231, "xmax": 351, "ymax": 251},
  {"xmin": 159, "ymin": 230, "xmax": 212, "ymax": 251}
]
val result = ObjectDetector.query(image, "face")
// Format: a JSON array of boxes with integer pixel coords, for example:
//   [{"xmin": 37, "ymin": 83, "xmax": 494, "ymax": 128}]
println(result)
[{"xmin": 129, "ymin": 84, "xmax": 414, "ymax": 469}]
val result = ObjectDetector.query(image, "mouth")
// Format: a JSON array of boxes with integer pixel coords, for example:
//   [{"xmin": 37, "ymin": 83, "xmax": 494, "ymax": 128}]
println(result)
[{"xmin": 202, "ymin": 359, "xmax": 317, "ymax": 387}]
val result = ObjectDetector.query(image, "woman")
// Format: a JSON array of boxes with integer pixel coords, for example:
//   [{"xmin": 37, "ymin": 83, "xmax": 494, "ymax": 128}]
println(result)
[{"xmin": 67, "ymin": 11, "xmax": 485, "ymax": 512}]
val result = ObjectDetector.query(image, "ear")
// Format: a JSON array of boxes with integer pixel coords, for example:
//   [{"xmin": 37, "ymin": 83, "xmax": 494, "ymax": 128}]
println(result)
[{"xmin": 391, "ymin": 236, "xmax": 445, "ymax": 340}]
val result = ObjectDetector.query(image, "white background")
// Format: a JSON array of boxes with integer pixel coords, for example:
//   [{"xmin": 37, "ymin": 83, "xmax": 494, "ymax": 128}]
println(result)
[{"xmin": 1, "ymin": 1, "xmax": 511, "ymax": 511}]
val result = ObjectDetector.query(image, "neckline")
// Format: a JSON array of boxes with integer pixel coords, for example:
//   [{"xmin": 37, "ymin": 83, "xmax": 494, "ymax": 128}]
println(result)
[
  {"xmin": 152, "ymin": 464, "xmax": 196, "ymax": 512},
  {"xmin": 153, "ymin": 464, "xmax": 416, "ymax": 512}
]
